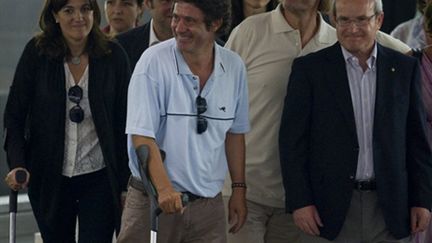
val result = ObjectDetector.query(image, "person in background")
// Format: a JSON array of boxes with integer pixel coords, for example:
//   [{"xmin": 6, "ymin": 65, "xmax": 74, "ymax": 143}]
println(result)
[
  {"xmin": 280, "ymin": 0, "xmax": 432, "ymax": 242},
  {"xmin": 410, "ymin": 2, "xmax": 432, "ymax": 243},
  {"xmin": 381, "ymin": 0, "xmax": 417, "ymax": 33},
  {"xmin": 220, "ymin": 0, "xmax": 278, "ymax": 41},
  {"xmin": 224, "ymin": 0, "xmax": 411, "ymax": 242},
  {"xmin": 116, "ymin": 0, "xmax": 250, "ymax": 242},
  {"xmin": 391, "ymin": 0, "xmax": 429, "ymax": 49},
  {"xmin": 103, "ymin": 0, "xmax": 145, "ymax": 36},
  {"xmin": 116, "ymin": 0, "xmax": 173, "ymax": 71},
  {"xmin": 3, "ymin": 0, "xmax": 131, "ymax": 242}
]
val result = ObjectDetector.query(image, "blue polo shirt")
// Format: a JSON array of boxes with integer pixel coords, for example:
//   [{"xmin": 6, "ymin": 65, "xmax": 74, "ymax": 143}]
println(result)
[{"xmin": 126, "ymin": 38, "xmax": 250, "ymax": 197}]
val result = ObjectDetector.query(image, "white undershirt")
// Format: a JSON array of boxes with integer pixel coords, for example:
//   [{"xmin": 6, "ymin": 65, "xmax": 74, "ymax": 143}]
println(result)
[{"xmin": 149, "ymin": 19, "xmax": 162, "ymax": 46}]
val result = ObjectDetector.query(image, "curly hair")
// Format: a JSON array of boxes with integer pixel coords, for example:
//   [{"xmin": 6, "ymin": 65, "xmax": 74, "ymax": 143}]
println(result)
[
  {"xmin": 173, "ymin": 0, "xmax": 231, "ymax": 36},
  {"xmin": 418, "ymin": 0, "xmax": 428, "ymax": 14},
  {"xmin": 36, "ymin": 0, "xmax": 111, "ymax": 60}
]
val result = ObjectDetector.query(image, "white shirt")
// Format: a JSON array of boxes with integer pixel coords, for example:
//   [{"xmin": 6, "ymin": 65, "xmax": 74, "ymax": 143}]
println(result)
[
  {"xmin": 224, "ymin": 4, "xmax": 336, "ymax": 208},
  {"xmin": 63, "ymin": 63, "xmax": 105, "ymax": 177},
  {"xmin": 126, "ymin": 39, "xmax": 250, "ymax": 197},
  {"xmin": 341, "ymin": 44, "xmax": 378, "ymax": 180},
  {"xmin": 149, "ymin": 19, "xmax": 161, "ymax": 47},
  {"xmin": 391, "ymin": 15, "xmax": 426, "ymax": 49}
]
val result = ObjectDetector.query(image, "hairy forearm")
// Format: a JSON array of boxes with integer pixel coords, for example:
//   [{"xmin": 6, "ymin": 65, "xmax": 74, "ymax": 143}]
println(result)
[
  {"xmin": 225, "ymin": 132, "xmax": 246, "ymax": 183},
  {"xmin": 131, "ymin": 135, "xmax": 174, "ymax": 194}
]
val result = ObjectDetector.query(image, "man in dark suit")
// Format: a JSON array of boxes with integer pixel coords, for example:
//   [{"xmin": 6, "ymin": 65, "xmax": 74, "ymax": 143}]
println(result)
[
  {"xmin": 279, "ymin": 0, "xmax": 432, "ymax": 242},
  {"xmin": 116, "ymin": 0, "xmax": 173, "ymax": 70}
]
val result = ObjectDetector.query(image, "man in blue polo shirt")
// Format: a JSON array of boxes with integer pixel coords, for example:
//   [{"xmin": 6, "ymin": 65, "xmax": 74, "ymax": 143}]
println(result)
[{"xmin": 117, "ymin": 0, "xmax": 250, "ymax": 242}]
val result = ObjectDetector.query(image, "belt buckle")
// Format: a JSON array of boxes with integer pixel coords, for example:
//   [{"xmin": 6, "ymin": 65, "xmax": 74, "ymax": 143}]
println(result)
[
  {"xmin": 182, "ymin": 192, "xmax": 203, "ymax": 202},
  {"xmin": 355, "ymin": 180, "xmax": 375, "ymax": 191}
]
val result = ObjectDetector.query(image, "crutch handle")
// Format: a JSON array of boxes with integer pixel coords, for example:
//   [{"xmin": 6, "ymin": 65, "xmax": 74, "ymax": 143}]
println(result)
[
  {"xmin": 153, "ymin": 193, "xmax": 189, "ymax": 216},
  {"xmin": 15, "ymin": 170, "xmax": 27, "ymax": 184},
  {"xmin": 9, "ymin": 169, "xmax": 27, "ymax": 213}
]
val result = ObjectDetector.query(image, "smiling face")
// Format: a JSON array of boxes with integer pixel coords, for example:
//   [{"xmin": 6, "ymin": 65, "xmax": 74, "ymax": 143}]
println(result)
[
  {"xmin": 171, "ymin": 2, "xmax": 221, "ymax": 55},
  {"xmin": 53, "ymin": 0, "xmax": 94, "ymax": 45},
  {"xmin": 334, "ymin": 0, "xmax": 383, "ymax": 58},
  {"xmin": 104, "ymin": 0, "xmax": 143, "ymax": 35}
]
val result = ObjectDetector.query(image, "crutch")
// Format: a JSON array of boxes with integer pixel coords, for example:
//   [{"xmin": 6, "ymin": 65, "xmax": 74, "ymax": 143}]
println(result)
[
  {"xmin": 135, "ymin": 145, "xmax": 188, "ymax": 243},
  {"xmin": 9, "ymin": 169, "xmax": 27, "ymax": 243}
]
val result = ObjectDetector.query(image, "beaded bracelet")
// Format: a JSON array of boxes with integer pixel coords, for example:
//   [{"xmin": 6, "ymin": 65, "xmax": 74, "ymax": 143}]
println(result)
[{"xmin": 231, "ymin": 182, "xmax": 247, "ymax": 189}]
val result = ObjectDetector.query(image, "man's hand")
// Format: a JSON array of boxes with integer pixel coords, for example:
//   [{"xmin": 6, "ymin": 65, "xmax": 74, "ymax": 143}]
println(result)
[
  {"xmin": 411, "ymin": 207, "xmax": 431, "ymax": 233},
  {"xmin": 158, "ymin": 187, "xmax": 183, "ymax": 214},
  {"xmin": 228, "ymin": 188, "xmax": 247, "ymax": 233},
  {"xmin": 293, "ymin": 205, "xmax": 323, "ymax": 236},
  {"xmin": 4, "ymin": 167, "xmax": 30, "ymax": 191}
]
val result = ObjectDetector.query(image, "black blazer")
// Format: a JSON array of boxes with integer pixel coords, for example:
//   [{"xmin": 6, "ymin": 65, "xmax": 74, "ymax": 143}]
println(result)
[
  {"xmin": 3, "ymin": 38, "xmax": 131, "ymax": 230},
  {"xmin": 116, "ymin": 22, "xmax": 151, "ymax": 71},
  {"xmin": 279, "ymin": 43, "xmax": 432, "ymax": 240}
]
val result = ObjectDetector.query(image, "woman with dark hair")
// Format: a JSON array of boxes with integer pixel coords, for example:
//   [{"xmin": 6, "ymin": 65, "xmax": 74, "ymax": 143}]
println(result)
[
  {"xmin": 220, "ymin": 0, "xmax": 278, "ymax": 41},
  {"xmin": 103, "ymin": 0, "xmax": 145, "ymax": 36},
  {"xmin": 3, "ymin": 0, "xmax": 131, "ymax": 242},
  {"xmin": 411, "ymin": 1, "xmax": 432, "ymax": 242}
]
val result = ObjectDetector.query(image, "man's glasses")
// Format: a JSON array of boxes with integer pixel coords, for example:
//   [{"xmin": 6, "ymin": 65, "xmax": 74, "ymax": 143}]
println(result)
[
  {"xmin": 196, "ymin": 96, "xmax": 207, "ymax": 134},
  {"xmin": 335, "ymin": 14, "xmax": 377, "ymax": 27},
  {"xmin": 68, "ymin": 85, "xmax": 84, "ymax": 123}
]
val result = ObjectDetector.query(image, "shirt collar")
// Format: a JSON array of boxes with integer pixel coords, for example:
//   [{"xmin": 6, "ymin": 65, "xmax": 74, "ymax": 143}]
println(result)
[
  {"xmin": 173, "ymin": 42, "xmax": 226, "ymax": 77},
  {"xmin": 272, "ymin": 4, "xmax": 295, "ymax": 34},
  {"xmin": 315, "ymin": 14, "xmax": 336, "ymax": 45},
  {"xmin": 149, "ymin": 19, "xmax": 161, "ymax": 46},
  {"xmin": 272, "ymin": 4, "xmax": 335, "ymax": 45},
  {"xmin": 341, "ymin": 42, "xmax": 378, "ymax": 69}
]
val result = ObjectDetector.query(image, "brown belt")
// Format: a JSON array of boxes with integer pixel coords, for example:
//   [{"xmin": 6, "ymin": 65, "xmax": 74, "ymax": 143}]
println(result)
[{"xmin": 128, "ymin": 176, "xmax": 147, "ymax": 193}]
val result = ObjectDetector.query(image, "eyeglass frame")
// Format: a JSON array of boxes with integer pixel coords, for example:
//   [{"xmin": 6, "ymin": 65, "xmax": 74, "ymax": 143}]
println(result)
[
  {"xmin": 196, "ymin": 96, "xmax": 207, "ymax": 134},
  {"xmin": 335, "ymin": 14, "xmax": 378, "ymax": 28},
  {"xmin": 68, "ymin": 85, "xmax": 84, "ymax": 123}
]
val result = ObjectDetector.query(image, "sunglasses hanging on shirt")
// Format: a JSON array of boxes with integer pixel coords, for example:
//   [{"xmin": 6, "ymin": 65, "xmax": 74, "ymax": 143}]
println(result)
[
  {"xmin": 68, "ymin": 85, "xmax": 84, "ymax": 123},
  {"xmin": 196, "ymin": 96, "xmax": 207, "ymax": 134}
]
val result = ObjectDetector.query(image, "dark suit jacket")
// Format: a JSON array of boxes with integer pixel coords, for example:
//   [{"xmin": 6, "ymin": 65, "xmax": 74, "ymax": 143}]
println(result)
[
  {"xmin": 279, "ymin": 42, "xmax": 432, "ymax": 240},
  {"xmin": 4, "ymin": 38, "xmax": 131, "ymax": 230},
  {"xmin": 116, "ymin": 22, "xmax": 151, "ymax": 71}
]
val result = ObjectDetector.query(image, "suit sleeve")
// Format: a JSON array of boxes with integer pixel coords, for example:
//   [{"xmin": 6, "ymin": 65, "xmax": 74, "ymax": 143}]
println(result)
[
  {"xmin": 279, "ymin": 58, "xmax": 314, "ymax": 212},
  {"xmin": 3, "ymin": 39, "xmax": 38, "ymax": 169},
  {"xmin": 113, "ymin": 42, "xmax": 132, "ymax": 191},
  {"xmin": 407, "ymin": 59, "xmax": 432, "ymax": 209}
]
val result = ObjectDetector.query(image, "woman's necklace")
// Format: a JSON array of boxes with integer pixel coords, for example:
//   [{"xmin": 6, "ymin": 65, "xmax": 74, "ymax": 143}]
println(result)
[{"xmin": 71, "ymin": 55, "xmax": 81, "ymax": 65}]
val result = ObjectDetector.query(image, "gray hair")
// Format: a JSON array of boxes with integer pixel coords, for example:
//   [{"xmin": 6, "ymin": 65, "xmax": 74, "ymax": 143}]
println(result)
[{"xmin": 332, "ymin": 0, "xmax": 383, "ymax": 16}]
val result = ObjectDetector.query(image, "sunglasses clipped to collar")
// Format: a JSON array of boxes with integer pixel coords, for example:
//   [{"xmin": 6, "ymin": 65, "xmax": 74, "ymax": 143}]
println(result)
[
  {"xmin": 196, "ymin": 96, "xmax": 207, "ymax": 134},
  {"xmin": 68, "ymin": 85, "xmax": 84, "ymax": 123}
]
